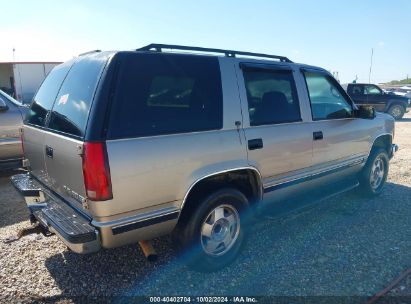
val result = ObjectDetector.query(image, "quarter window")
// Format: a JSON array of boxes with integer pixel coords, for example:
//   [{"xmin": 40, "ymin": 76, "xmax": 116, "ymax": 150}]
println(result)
[
  {"xmin": 304, "ymin": 72, "xmax": 353, "ymax": 120},
  {"xmin": 108, "ymin": 53, "xmax": 223, "ymax": 139},
  {"xmin": 243, "ymin": 68, "xmax": 301, "ymax": 126}
]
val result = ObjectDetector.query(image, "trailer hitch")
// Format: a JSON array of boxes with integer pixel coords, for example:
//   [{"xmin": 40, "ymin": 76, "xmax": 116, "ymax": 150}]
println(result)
[{"xmin": 3, "ymin": 224, "xmax": 53, "ymax": 244}]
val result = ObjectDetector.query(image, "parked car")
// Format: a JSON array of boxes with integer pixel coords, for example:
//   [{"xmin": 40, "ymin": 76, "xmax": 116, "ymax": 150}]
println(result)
[
  {"xmin": 392, "ymin": 87, "xmax": 411, "ymax": 99},
  {"xmin": 344, "ymin": 83, "xmax": 410, "ymax": 119},
  {"xmin": 12, "ymin": 44, "xmax": 398, "ymax": 271},
  {"xmin": 0, "ymin": 89, "xmax": 28, "ymax": 170}
]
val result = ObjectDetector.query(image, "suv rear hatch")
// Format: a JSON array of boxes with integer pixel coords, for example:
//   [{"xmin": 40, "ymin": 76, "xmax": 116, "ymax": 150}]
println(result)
[{"xmin": 23, "ymin": 53, "xmax": 110, "ymax": 211}]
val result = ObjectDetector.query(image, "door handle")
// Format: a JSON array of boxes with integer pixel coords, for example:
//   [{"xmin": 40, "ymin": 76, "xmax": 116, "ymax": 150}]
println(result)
[
  {"xmin": 45, "ymin": 145, "xmax": 53, "ymax": 158},
  {"xmin": 313, "ymin": 131, "xmax": 323, "ymax": 141},
  {"xmin": 248, "ymin": 138, "xmax": 263, "ymax": 150}
]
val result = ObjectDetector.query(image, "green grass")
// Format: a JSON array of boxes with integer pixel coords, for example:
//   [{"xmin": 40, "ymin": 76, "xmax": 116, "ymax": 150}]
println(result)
[{"xmin": 388, "ymin": 78, "xmax": 411, "ymax": 85}]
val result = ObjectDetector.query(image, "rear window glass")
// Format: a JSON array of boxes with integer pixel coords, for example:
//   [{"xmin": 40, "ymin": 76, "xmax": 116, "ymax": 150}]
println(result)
[
  {"xmin": 348, "ymin": 85, "xmax": 364, "ymax": 95},
  {"xmin": 47, "ymin": 58, "xmax": 106, "ymax": 137},
  {"xmin": 108, "ymin": 53, "xmax": 223, "ymax": 139},
  {"xmin": 25, "ymin": 63, "xmax": 72, "ymax": 127}
]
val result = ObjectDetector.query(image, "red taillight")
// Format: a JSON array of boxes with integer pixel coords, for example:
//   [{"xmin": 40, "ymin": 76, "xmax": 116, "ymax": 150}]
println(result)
[{"xmin": 82, "ymin": 142, "xmax": 113, "ymax": 201}]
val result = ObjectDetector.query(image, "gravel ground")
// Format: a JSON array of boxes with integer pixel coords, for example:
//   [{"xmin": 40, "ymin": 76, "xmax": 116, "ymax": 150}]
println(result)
[{"xmin": 1, "ymin": 113, "xmax": 411, "ymax": 303}]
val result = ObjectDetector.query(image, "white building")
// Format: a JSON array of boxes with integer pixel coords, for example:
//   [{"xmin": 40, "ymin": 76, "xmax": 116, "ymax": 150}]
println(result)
[{"xmin": 0, "ymin": 61, "xmax": 61, "ymax": 104}]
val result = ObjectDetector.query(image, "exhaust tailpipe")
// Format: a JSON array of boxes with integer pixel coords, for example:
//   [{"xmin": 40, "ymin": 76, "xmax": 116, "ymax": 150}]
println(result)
[{"xmin": 138, "ymin": 240, "xmax": 157, "ymax": 261}]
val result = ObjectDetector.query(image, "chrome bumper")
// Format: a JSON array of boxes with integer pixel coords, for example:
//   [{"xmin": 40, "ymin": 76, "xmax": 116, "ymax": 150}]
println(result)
[
  {"xmin": 10, "ymin": 173, "xmax": 179, "ymax": 251},
  {"xmin": 10, "ymin": 173, "xmax": 101, "ymax": 254}
]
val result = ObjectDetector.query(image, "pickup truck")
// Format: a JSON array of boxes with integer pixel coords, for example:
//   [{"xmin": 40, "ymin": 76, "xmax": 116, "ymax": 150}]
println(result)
[{"xmin": 343, "ymin": 83, "xmax": 410, "ymax": 119}]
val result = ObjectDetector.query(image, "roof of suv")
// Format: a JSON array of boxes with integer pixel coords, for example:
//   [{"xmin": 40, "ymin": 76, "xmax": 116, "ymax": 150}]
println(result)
[{"xmin": 77, "ymin": 44, "xmax": 328, "ymax": 75}]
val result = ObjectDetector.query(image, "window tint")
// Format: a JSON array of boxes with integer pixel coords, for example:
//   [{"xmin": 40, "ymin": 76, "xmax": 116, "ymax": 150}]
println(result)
[
  {"xmin": 147, "ymin": 76, "xmax": 193, "ymax": 108},
  {"xmin": 48, "ymin": 58, "xmax": 106, "ymax": 137},
  {"xmin": 349, "ymin": 85, "xmax": 364, "ymax": 95},
  {"xmin": 25, "ymin": 63, "xmax": 72, "ymax": 127},
  {"xmin": 108, "ymin": 54, "xmax": 223, "ymax": 138},
  {"xmin": 364, "ymin": 85, "xmax": 382, "ymax": 95},
  {"xmin": 243, "ymin": 69, "xmax": 301, "ymax": 126},
  {"xmin": 304, "ymin": 72, "xmax": 353, "ymax": 120}
]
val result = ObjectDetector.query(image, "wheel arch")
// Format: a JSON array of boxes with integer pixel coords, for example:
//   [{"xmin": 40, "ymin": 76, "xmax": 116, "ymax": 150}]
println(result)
[
  {"xmin": 177, "ymin": 167, "xmax": 263, "ymax": 225},
  {"xmin": 370, "ymin": 133, "xmax": 392, "ymax": 155},
  {"xmin": 385, "ymin": 100, "xmax": 407, "ymax": 111}
]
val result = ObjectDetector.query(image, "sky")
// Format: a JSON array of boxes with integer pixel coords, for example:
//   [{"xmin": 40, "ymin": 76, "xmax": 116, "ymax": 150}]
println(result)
[{"xmin": 0, "ymin": 0, "xmax": 410, "ymax": 84}]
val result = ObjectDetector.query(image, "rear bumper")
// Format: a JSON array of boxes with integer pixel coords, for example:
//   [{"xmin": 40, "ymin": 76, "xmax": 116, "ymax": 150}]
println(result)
[
  {"xmin": 10, "ymin": 173, "xmax": 180, "ymax": 252},
  {"xmin": 10, "ymin": 173, "xmax": 101, "ymax": 254}
]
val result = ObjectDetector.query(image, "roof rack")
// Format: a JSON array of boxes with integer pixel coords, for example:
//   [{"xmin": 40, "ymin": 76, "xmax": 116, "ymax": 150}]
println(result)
[
  {"xmin": 78, "ymin": 50, "xmax": 101, "ymax": 56},
  {"xmin": 137, "ymin": 44, "xmax": 292, "ymax": 63}
]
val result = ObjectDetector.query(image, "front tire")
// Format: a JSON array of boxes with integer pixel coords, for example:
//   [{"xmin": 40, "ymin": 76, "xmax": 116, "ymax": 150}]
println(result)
[
  {"xmin": 359, "ymin": 148, "xmax": 389, "ymax": 196},
  {"xmin": 172, "ymin": 188, "xmax": 249, "ymax": 272},
  {"xmin": 387, "ymin": 104, "xmax": 405, "ymax": 120}
]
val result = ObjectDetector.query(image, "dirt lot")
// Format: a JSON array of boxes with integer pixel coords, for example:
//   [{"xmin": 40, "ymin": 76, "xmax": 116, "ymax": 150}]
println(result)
[{"xmin": 1, "ymin": 113, "xmax": 410, "ymax": 303}]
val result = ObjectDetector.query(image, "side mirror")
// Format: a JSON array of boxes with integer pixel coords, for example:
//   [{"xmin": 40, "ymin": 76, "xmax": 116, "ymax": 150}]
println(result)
[{"xmin": 354, "ymin": 105, "xmax": 376, "ymax": 119}]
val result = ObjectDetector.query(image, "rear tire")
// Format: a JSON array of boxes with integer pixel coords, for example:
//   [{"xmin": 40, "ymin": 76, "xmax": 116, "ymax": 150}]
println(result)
[
  {"xmin": 358, "ymin": 148, "xmax": 389, "ymax": 197},
  {"xmin": 387, "ymin": 104, "xmax": 405, "ymax": 120},
  {"xmin": 172, "ymin": 188, "xmax": 249, "ymax": 272}
]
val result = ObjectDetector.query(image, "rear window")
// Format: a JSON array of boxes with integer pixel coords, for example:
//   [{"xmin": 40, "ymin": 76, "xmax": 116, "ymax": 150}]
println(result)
[
  {"xmin": 47, "ymin": 58, "xmax": 106, "ymax": 137},
  {"xmin": 348, "ymin": 85, "xmax": 364, "ymax": 95},
  {"xmin": 107, "ymin": 53, "xmax": 223, "ymax": 139},
  {"xmin": 25, "ymin": 63, "xmax": 72, "ymax": 127}
]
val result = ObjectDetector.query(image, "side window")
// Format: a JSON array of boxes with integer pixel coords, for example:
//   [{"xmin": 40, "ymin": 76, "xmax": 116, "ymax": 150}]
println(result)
[
  {"xmin": 147, "ymin": 76, "xmax": 193, "ymax": 108},
  {"xmin": 349, "ymin": 85, "xmax": 364, "ymax": 95},
  {"xmin": 304, "ymin": 72, "xmax": 353, "ymax": 120},
  {"xmin": 364, "ymin": 85, "xmax": 382, "ymax": 95},
  {"xmin": 108, "ymin": 54, "xmax": 223, "ymax": 139},
  {"xmin": 242, "ymin": 68, "xmax": 301, "ymax": 126},
  {"xmin": 25, "ymin": 63, "xmax": 72, "ymax": 127}
]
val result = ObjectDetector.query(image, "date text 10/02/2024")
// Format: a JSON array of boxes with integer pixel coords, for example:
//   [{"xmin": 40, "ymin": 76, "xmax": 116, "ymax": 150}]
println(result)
[{"xmin": 149, "ymin": 296, "xmax": 258, "ymax": 303}]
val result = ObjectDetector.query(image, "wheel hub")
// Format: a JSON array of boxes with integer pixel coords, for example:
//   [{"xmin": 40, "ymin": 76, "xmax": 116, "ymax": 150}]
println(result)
[
  {"xmin": 211, "ymin": 219, "xmax": 230, "ymax": 241},
  {"xmin": 200, "ymin": 204, "xmax": 240, "ymax": 256},
  {"xmin": 370, "ymin": 156, "xmax": 385, "ymax": 190},
  {"xmin": 390, "ymin": 106, "xmax": 403, "ymax": 118}
]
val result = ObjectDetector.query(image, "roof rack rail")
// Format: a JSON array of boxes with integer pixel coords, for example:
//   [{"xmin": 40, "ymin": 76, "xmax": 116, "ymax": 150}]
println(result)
[
  {"xmin": 78, "ymin": 50, "xmax": 101, "ymax": 56},
  {"xmin": 137, "ymin": 44, "xmax": 293, "ymax": 63}
]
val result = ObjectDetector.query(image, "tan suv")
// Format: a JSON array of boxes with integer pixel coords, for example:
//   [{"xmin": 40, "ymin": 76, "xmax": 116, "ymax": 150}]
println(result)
[{"xmin": 12, "ymin": 44, "xmax": 398, "ymax": 271}]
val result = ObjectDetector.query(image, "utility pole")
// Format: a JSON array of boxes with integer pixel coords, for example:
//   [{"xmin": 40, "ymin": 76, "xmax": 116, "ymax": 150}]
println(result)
[
  {"xmin": 12, "ymin": 48, "xmax": 23, "ymax": 101},
  {"xmin": 368, "ymin": 48, "xmax": 374, "ymax": 83},
  {"xmin": 12, "ymin": 48, "xmax": 17, "ymax": 98}
]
